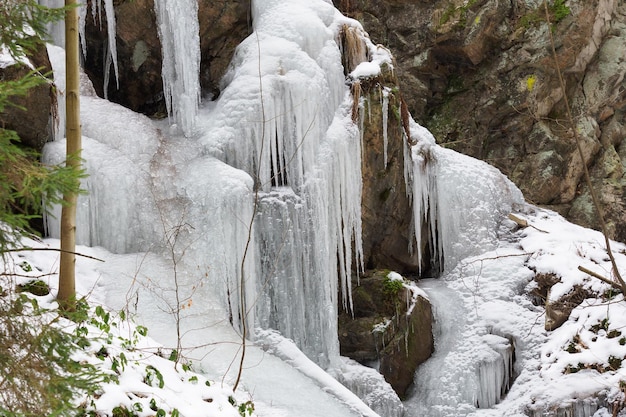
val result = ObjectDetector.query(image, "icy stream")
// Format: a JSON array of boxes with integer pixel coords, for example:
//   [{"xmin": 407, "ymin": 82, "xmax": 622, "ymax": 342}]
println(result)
[
  {"xmin": 405, "ymin": 278, "xmax": 470, "ymax": 416},
  {"xmin": 404, "ymin": 272, "xmax": 521, "ymax": 416}
]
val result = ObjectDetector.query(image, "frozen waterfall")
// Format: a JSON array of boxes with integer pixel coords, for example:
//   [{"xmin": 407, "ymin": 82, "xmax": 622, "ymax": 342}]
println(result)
[
  {"xmin": 44, "ymin": 0, "xmax": 366, "ymax": 371},
  {"xmin": 41, "ymin": 0, "xmax": 538, "ymax": 414},
  {"xmin": 406, "ymin": 120, "xmax": 524, "ymax": 272},
  {"xmin": 154, "ymin": 0, "xmax": 200, "ymax": 137}
]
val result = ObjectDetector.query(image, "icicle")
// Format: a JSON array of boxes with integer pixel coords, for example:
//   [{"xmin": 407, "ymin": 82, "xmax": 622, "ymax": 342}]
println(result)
[
  {"xmin": 78, "ymin": 1, "xmax": 88, "ymax": 58},
  {"xmin": 46, "ymin": 45, "xmax": 66, "ymax": 141},
  {"xmin": 409, "ymin": 133, "xmax": 437, "ymax": 272},
  {"xmin": 71, "ymin": 0, "xmax": 118, "ymax": 89},
  {"xmin": 154, "ymin": 0, "xmax": 200, "ymax": 137},
  {"xmin": 39, "ymin": 0, "xmax": 65, "ymax": 46},
  {"xmin": 103, "ymin": 0, "xmax": 119, "ymax": 89},
  {"xmin": 382, "ymin": 86, "xmax": 390, "ymax": 168},
  {"xmin": 476, "ymin": 334, "xmax": 515, "ymax": 409},
  {"xmin": 102, "ymin": 40, "xmax": 112, "ymax": 99}
]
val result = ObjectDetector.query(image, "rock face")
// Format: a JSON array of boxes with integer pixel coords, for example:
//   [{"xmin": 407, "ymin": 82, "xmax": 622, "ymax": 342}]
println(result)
[
  {"xmin": 338, "ymin": 271, "xmax": 434, "ymax": 398},
  {"xmin": 336, "ymin": 0, "xmax": 626, "ymax": 242},
  {"xmin": 356, "ymin": 68, "xmax": 424, "ymax": 273},
  {"xmin": 0, "ymin": 41, "xmax": 54, "ymax": 152},
  {"xmin": 83, "ymin": 0, "xmax": 251, "ymax": 116}
]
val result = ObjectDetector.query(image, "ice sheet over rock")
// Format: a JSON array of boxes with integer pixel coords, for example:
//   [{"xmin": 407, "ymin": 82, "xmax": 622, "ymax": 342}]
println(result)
[{"xmin": 196, "ymin": 0, "xmax": 365, "ymax": 368}]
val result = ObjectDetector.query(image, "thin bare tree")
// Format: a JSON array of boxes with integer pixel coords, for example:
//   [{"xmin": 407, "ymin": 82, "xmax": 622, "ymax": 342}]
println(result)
[{"xmin": 58, "ymin": 0, "xmax": 82, "ymax": 312}]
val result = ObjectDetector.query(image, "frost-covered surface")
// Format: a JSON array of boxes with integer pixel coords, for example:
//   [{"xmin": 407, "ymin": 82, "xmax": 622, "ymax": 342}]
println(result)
[
  {"xmin": 406, "ymin": 121, "xmax": 524, "ymax": 272},
  {"xmin": 331, "ymin": 357, "xmax": 404, "ymax": 417},
  {"xmin": 41, "ymin": 0, "xmax": 390, "ymax": 414},
  {"xmin": 405, "ymin": 206, "xmax": 626, "ymax": 416}
]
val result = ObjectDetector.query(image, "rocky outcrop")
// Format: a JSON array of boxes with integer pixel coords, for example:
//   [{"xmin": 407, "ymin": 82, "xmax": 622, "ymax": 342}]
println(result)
[
  {"xmin": 338, "ymin": 271, "xmax": 434, "ymax": 398},
  {"xmin": 0, "ymin": 41, "xmax": 54, "ymax": 152},
  {"xmin": 336, "ymin": 0, "xmax": 626, "ymax": 242},
  {"xmin": 83, "ymin": 0, "xmax": 250, "ymax": 116},
  {"xmin": 356, "ymin": 68, "xmax": 424, "ymax": 273}
]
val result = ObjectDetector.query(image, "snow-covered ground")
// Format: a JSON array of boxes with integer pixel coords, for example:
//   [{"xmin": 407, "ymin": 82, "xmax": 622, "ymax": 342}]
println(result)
[
  {"xmin": 406, "ymin": 205, "xmax": 626, "ymax": 416},
  {"xmin": 6, "ymin": 182, "xmax": 626, "ymax": 416}
]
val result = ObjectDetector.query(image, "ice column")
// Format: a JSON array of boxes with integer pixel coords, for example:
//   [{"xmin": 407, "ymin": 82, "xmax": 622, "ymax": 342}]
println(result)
[
  {"xmin": 38, "ymin": 0, "xmax": 65, "ymax": 46},
  {"xmin": 199, "ymin": 0, "xmax": 363, "ymax": 367},
  {"xmin": 102, "ymin": 0, "xmax": 119, "ymax": 95},
  {"xmin": 406, "ymin": 120, "xmax": 524, "ymax": 272},
  {"xmin": 154, "ymin": 0, "xmax": 200, "ymax": 137},
  {"xmin": 254, "ymin": 102, "xmax": 363, "ymax": 368},
  {"xmin": 382, "ymin": 86, "xmax": 390, "ymax": 168}
]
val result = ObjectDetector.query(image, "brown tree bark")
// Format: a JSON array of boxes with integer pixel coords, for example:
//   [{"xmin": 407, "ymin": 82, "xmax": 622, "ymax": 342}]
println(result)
[{"xmin": 58, "ymin": 0, "xmax": 81, "ymax": 312}]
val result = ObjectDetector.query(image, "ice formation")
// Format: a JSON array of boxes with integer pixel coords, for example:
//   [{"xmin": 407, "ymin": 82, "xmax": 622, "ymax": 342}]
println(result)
[
  {"xmin": 44, "ymin": 0, "xmax": 373, "ymax": 372},
  {"xmin": 195, "ymin": 0, "xmax": 367, "ymax": 367},
  {"xmin": 154, "ymin": 0, "xmax": 200, "ymax": 137},
  {"xmin": 40, "ymin": 0, "xmax": 550, "ymax": 414},
  {"xmin": 405, "ymin": 118, "xmax": 524, "ymax": 272},
  {"xmin": 381, "ymin": 87, "xmax": 390, "ymax": 168}
]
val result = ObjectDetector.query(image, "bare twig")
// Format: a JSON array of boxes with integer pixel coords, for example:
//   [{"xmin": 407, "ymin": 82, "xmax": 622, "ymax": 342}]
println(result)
[
  {"xmin": 232, "ymin": 30, "xmax": 266, "ymax": 392},
  {"xmin": 578, "ymin": 265, "xmax": 623, "ymax": 291},
  {"xmin": 0, "ymin": 247, "xmax": 104, "ymax": 262}
]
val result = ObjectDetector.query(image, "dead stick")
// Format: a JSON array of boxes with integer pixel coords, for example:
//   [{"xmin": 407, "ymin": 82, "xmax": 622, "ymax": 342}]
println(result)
[
  {"xmin": 508, "ymin": 213, "xmax": 548, "ymax": 233},
  {"xmin": 0, "ymin": 247, "xmax": 105, "ymax": 262},
  {"xmin": 578, "ymin": 265, "xmax": 622, "ymax": 291}
]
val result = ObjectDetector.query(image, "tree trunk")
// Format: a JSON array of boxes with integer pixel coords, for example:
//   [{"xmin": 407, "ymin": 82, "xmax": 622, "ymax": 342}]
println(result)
[{"xmin": 58, "ymin": 0, "xmax": 81, "ymax": 312}]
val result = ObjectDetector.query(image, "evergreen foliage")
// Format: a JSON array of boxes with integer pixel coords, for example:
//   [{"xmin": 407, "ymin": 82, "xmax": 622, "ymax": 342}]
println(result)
[
  {"xmin": 0, "ymin": 290, "xmax": 104, "ymax": 416},
  {"xmin": 0, "ymin": 0, "xmax": 83, "ymax": 255}
]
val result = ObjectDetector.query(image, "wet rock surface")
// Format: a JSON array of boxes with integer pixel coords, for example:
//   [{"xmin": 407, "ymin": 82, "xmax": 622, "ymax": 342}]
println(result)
[
  {"xmin": 338, "ymin": 271, "xmax": 434, "ymax": 398},
  {"xmin": 0, "ymin": 41, "xmax": 54, "ymax": 152}
]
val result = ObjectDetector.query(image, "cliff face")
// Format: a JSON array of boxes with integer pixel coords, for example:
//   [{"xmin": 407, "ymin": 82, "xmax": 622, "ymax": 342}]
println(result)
[
  {"xmin": 83, "ymin": 0, "xmax": 251, "ymax": 116},
  {"xmin": 336, "ymin": 0, "xmax": 626, "ymax": 242}
]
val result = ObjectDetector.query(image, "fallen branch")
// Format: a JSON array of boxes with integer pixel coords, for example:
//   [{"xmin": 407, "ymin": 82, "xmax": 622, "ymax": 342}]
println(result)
[
  {"xmin": 508, "ymin": 213, "xmax": 548, "ymax": 233},
  {"xmin": 578, "ymin": 265, "xmax": 623, "ymax": 292}
]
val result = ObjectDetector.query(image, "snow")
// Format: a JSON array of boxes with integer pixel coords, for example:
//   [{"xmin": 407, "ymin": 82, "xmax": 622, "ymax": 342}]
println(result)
[
  {"xmin": 13, "ymin": 0, "xmax": 626, "ymax": 416},
  {"xmin": 404, "ymin": 206, "xmax": 626, "ymax": 416},
  {"xmin": 37, "ymin": 0, "xmax": 394, "ymax": 415},
  {"xmin": 0, "ymin": 47, "xmax": 17, "ymax": 69}
]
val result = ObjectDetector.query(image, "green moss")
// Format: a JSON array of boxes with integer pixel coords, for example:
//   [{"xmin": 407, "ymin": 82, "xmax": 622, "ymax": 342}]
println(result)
[
  {"xmin": 517, "ymin": 0, "xmax": 570, "ymax": 31},
  {"xmin": 551, "ymin": 0, "xmax": 570, "ymax": 23},
  {"xmin": 16, "ymin": 279, "xmax": 50, "ymax": 296},
  {"xmin": 565, "ymin": 341, "xmax": 579, "ymax": 354},
  {"xmin": 383, "ymin": 276, "xmax": 404, "ymax": 297},
  {"xmin": 609, "ymin": 356, "xmax": 623, "ymax": 370},
  {"xmin": 591, "ymin": 318, "xmax": 610, "ymax": 334},
  {"xmin": 608, "ymin": 329, "xmax": 622, "ymax": 339},
  {"xmin": 519, "ymin": 11, "xmax": 542, "ymax": 30},
  {"xmin": 112, "ymin": 406, "xmax": 136, "ymax": 417},
  {"xmin": 564, "ymin": 363, "xmax": 583, "ymax": 374},
  {"xmin": 439, "ymin": 3, "xmax": 457, "ymax": 26}
]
